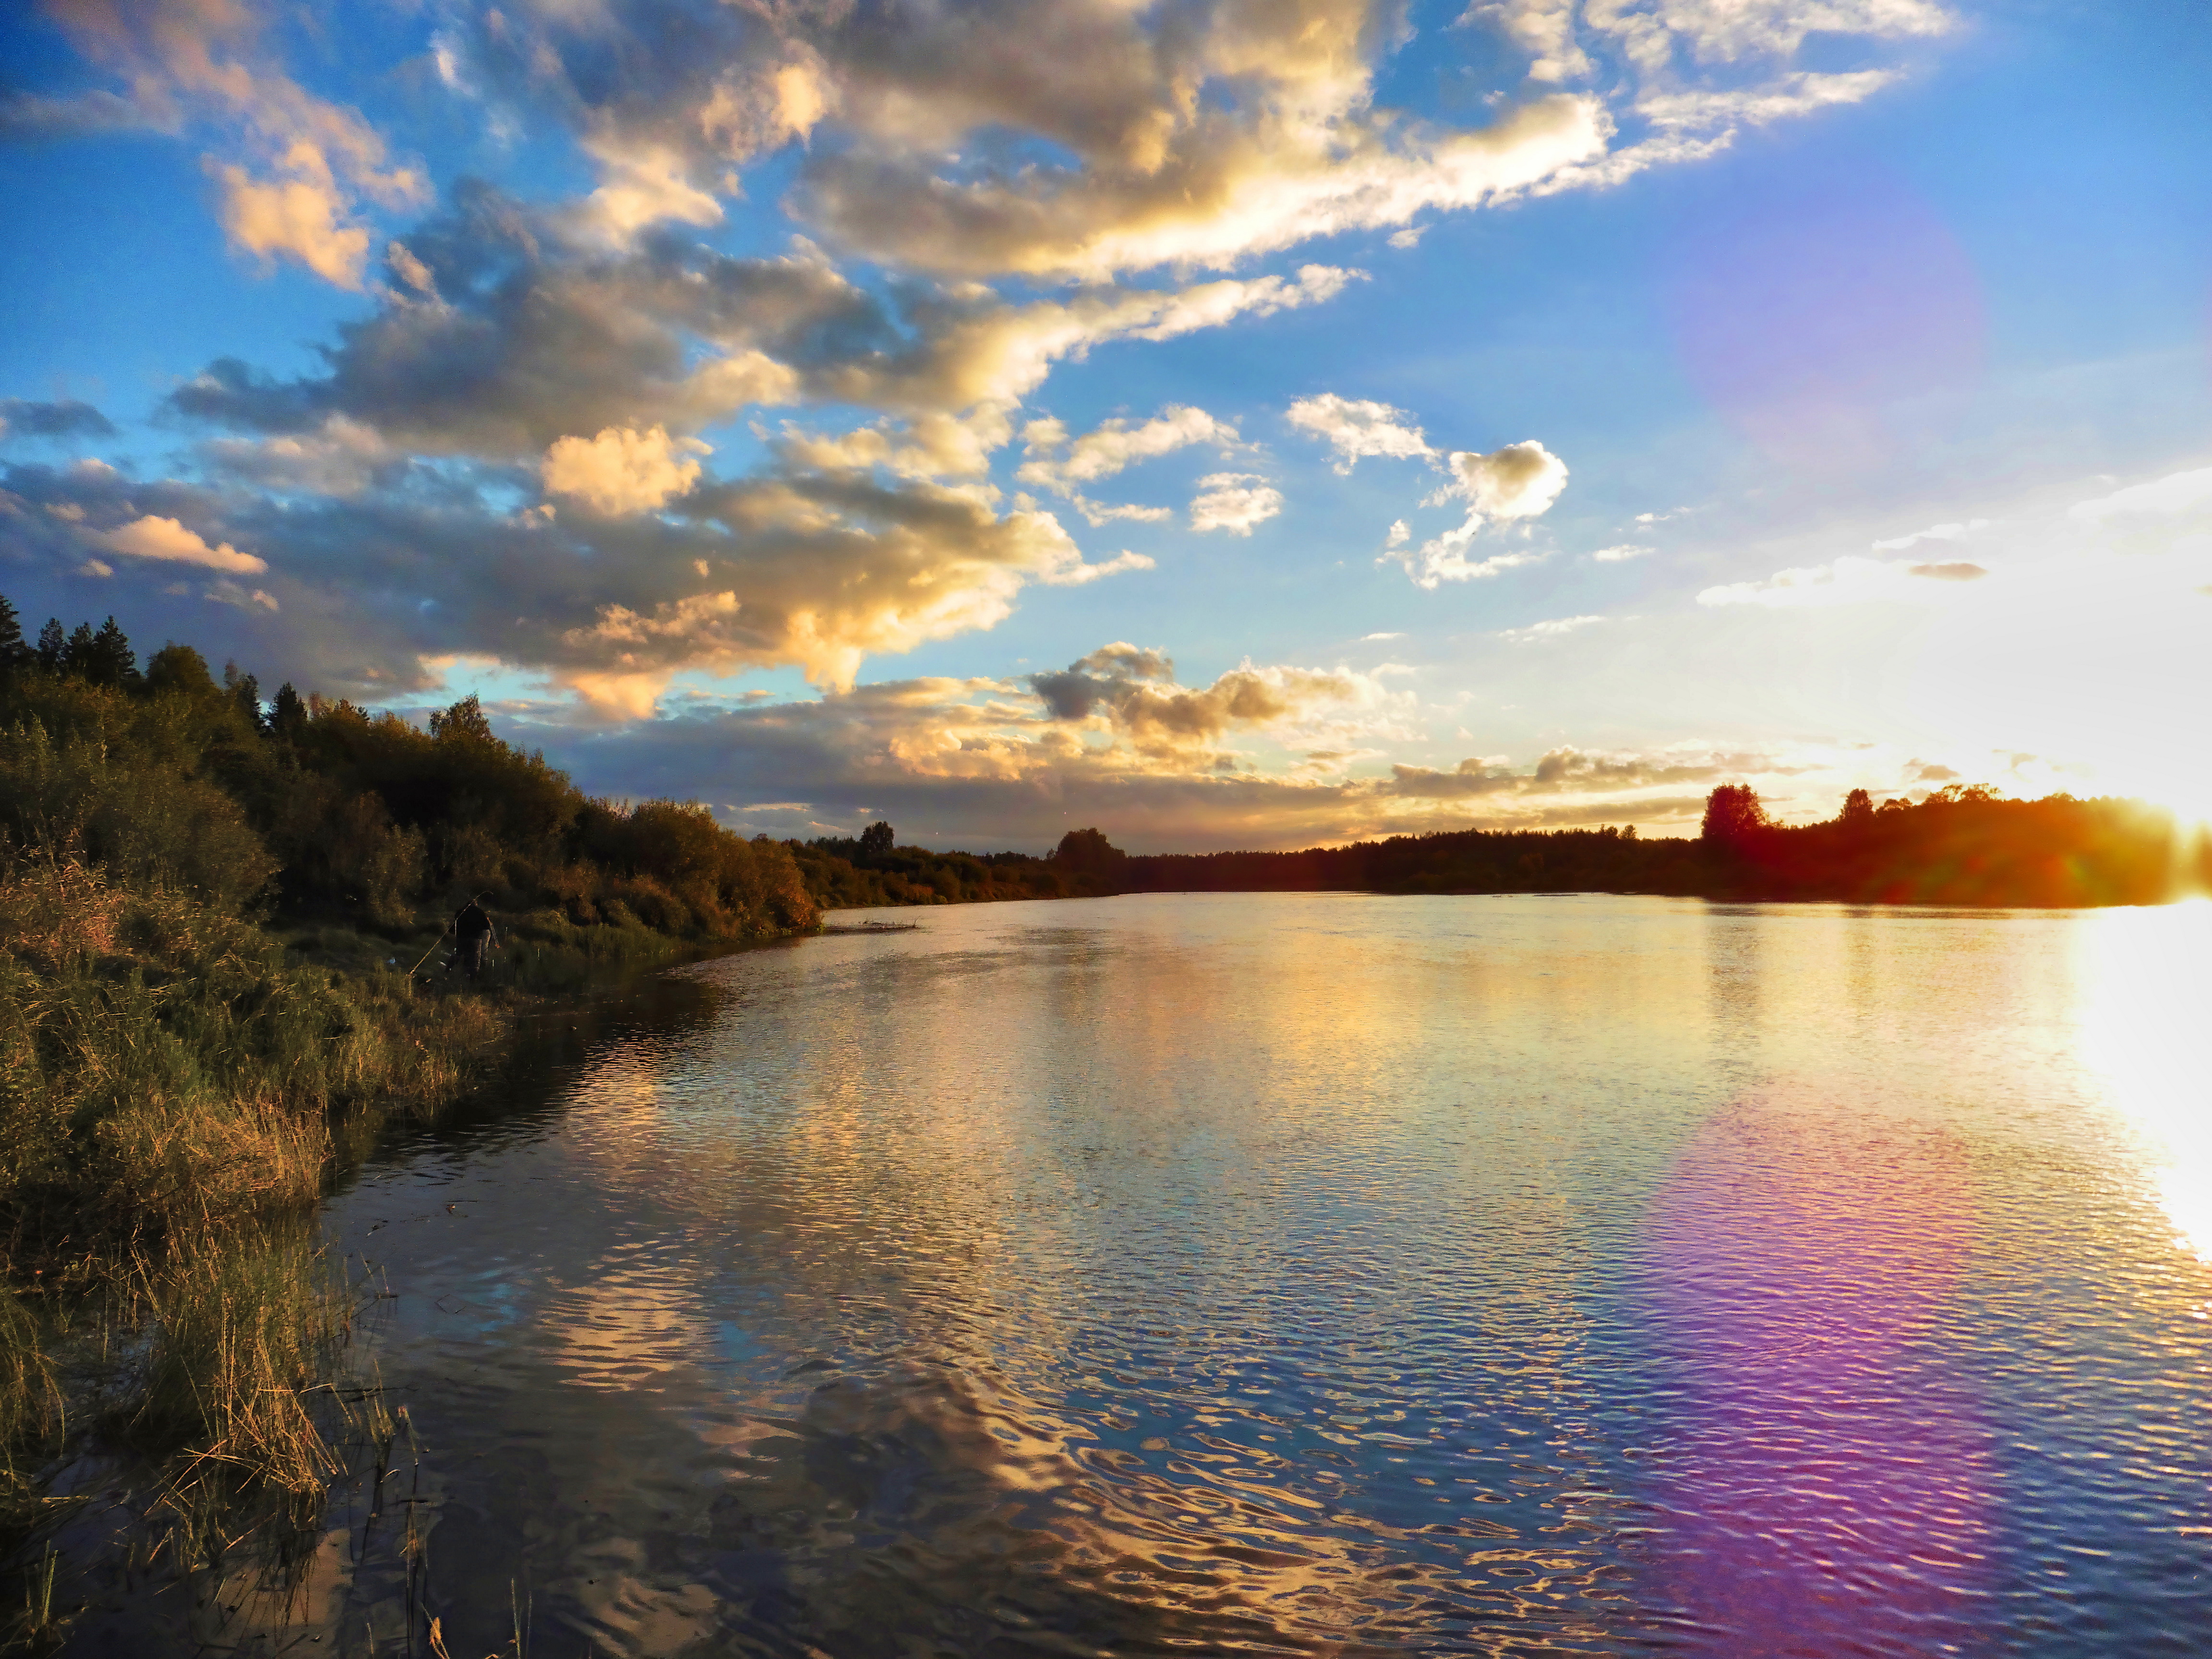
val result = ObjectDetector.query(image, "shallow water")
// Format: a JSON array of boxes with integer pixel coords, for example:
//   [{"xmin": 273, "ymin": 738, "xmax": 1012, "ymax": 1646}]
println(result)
[{"xmin": 175, "ymin": 895, "xmax": 2212, "ymax": 1652}]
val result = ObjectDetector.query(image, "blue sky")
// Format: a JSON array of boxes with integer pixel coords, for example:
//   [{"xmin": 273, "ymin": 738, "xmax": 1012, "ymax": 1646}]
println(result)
[{"xmin": 3, "ymin": 0, "xmax": 2209, "ymax": 849}]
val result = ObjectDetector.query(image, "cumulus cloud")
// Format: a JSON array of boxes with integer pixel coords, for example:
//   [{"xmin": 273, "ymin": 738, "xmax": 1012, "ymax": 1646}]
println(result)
[
  {"xmin": 1190, "ymin": 473, "xmax": 1283, "ymax": 536},
  {"xmin": 44, "ymin": 0, "xmax": 428, "ymax": 288},
  {"xmin": 1466, "ymin": 0, "xmax": 1594, "ymax": 83},
  {"xmin": 1445, "ymin": 441, "xmax": 1571, "ymax": 520},
  {"xmin": 1030, "ymin": 642, "xmax": 1384, "ymax": 751},
  {"xmin": 1381, "ymin": 441, "xmax": 1567, "ymax": 588},
  {"xmin": 1590, "ymin": 543, "xmax": 1651, "ymax": 562},
  {"xmin": 99, "ymin": 515, "xmax": 267, "ymax": 574},
  {"xmin": 543, "ymin": 425, "xmax": 711, "ymax": 517},
  {"xmin": 0, "ymin": 398, "xmax": 117, "ymax": 441},
  {"xmin": 1286, "ymin": 394, "xmax": 1433, "ymax": 472},
  {"xmin": 203, "ymin": 415, "xmax": 395, "ymax": 497}
]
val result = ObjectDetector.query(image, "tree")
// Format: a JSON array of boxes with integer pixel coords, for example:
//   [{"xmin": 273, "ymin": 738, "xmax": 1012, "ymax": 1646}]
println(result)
[
  {"xmin": 144, "ymin": 642, "xmax": 218, "ymax": 697},
  {"xmin": 428, "ymin": 693, "xmax": 496, "ymax": 744},
  {"xmin": 1700, "ymin": 783, "xmax": 1769, "ymax": 848},
  {"xmin": 1840, "ymin": 788, "xmax": 1875, "ymax": 826},
  {"xmin": 270, "ymin": 682, "xmax": 308, "ymax": 739},
  {"xmin": 224, "ymin": 660, "xmax": 264, "ymax": 729},
  {"xmin": 0, "ymin": 595, "xmax": 27, "ymax": 672},
  {"xmin": 857, "ymin": 820, "xmax": 895, "ymax": 859},
  {"xmin": 83, "ymin": 616, "xmax": 140, "ymax": 688},
  {"xmin": 35, "ymin": 618, "xmax": 65, "ymax": 672}
]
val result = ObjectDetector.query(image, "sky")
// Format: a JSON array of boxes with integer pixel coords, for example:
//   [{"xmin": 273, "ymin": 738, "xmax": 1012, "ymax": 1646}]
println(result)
[{"xmin": 2, "ymin": 0, "xmax": 2209, "ymax": 852}]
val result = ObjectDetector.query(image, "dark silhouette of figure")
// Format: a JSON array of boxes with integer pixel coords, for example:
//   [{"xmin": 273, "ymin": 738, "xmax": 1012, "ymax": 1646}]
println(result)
[{"xmin": 454, "ymin": 895, "xmax": 497, "ymax": 979}]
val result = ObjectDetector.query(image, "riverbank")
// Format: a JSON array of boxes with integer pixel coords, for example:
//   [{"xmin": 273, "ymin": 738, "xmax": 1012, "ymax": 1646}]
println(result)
[{"xmin": 0, "ymin": 850, "xmax": 807, "ymax": 1642}]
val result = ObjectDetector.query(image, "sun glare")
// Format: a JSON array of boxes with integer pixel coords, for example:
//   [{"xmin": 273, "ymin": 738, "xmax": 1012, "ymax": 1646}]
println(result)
[{"xmin": 2074, "ymin": 900, "xmax": 2212, "ymax": 1262}]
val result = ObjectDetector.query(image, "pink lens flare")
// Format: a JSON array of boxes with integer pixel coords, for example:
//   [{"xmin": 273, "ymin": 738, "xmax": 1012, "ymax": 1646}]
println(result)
[{"xmin": 1640, "ymin": 1095, "xmax": 1996, "ymax": 1653}]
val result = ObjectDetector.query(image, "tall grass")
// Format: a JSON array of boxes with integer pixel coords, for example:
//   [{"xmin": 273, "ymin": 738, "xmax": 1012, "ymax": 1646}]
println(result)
[{"xmin": 0, "ymin": 852, "xmax": 518, "ymax": 1640}]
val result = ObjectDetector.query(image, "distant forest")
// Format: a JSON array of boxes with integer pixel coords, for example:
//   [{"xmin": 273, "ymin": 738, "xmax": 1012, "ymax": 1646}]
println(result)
[{"xmin": 3, "ymin": 599, "xmax": 2198, "ymax": 920}]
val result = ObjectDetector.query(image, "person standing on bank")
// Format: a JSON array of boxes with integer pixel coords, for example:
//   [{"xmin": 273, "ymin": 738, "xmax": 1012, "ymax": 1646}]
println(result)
[{"xmin": 454, "ymin": 894, "xmax": 498, "ymax": 980}]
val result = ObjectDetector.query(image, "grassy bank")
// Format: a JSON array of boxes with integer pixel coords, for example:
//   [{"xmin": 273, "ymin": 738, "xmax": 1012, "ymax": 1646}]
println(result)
[{"xmin": 0, "ymin": 600, "xmax": 829, "ymax": 1634}]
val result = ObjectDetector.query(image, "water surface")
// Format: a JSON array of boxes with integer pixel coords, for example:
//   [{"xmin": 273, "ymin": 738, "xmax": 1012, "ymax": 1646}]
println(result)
[{"xmin": 273, "ymin": 895, "xmax": 2212, "ymax": 1653}]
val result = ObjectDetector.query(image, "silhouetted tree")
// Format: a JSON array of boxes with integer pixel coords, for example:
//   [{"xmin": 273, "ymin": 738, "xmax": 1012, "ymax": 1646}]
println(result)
[
  {"xmin": 428, "ymin": 692, "xmax": 496, "ymax": 743},
  {"xmin": 144, "ymin": 642, "xmax": 218, "ymax": 697},
  {"xmin": 857, "ymin": 820, "xmax": 895, "ymax": 859},
  {"xmin": 0, "ymin": 596, "xmax": 26, "ymax": 673},
  {"xmin": 1700, "ymin": 783, "xmax": 1769, "ymax": 848},
  {"xmin": 224, "ymin": 660, "xmax": 264, "ymax": 730},
  {"xmin": 270, "ymin": 682, "xmax": 308, "ymax": 739},
  {"xmin": 83, "ymin": 617, "xmax": 140, "ymax": 688},
  {"xmin": 35, "ymin": 618, "xmax": 65, "ymax": 673},
  {"xmin": 1840, "ymin": 788, "xmax": 1875, "ymax": 825}
]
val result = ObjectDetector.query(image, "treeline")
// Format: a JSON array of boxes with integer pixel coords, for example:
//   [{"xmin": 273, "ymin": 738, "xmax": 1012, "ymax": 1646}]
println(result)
[
  {"xmin": 1100, "ymin": 784, "xmax": 2200, "ymax": 908},
  {"xmin": 794, "ymin": 823, "xmax": 1125, "ymax": 906},
  {"xmin": 0, "ymin": 598, "xmax": 817, "ymax": 942}
]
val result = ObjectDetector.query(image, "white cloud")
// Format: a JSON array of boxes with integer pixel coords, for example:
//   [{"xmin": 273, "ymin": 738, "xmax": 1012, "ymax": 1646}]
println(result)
[
  {"xmin": 1361, "ymin": 631, "xmax": 1405, "ymax": 641},
  {"xmin": 1598, "ymin": 0, "xmax": 1951, "ymax": 65},
  {"xmin": 1500, "ymin": 613, "xmax": 1606, "ymax": 642},
  {"xmin": 2069, "ymin": 466, "xmax": 2212, "ymax": 524},
  {"xmin": 1286, "ymin": 394, "xmax": 1434, "ymax": 472},
  {"xmin": 1591, "ymin": 543, "xmax": 1652, "ymax": 562},
  {"xmin": 98, "ymin": 515, "xmax": 267, "ymax": 574},
  {"xmin": 1446, "ymin": 441, "xmax": 1570, "ymax": 520},
  {"xmin": 1698, "ymin": 553, "xmax": 1988, "ymax": 608},
  {"xmin": 48, "ymin": 0, "xmax": 428, "ymax": 289},
  {"xmin": 542, "ymin": 425, "xmax": 711, "ymax": 516},
  {"xmin": 1466, "ymin": 0, "xmax": 1594, "ymax": 82},
  {"xmin": 1190, "ymin": 473, "xmax": 1283, "ymax": 536},
  {"xmin": 1871, "ymin": 518, "xmax": 1990, "ymax": 551},
  {"xmin": 1038, "ymin": 550, "xmax": 1156, "ymax": 587},
  {"xmin": 1386, "ymin": 519, "xmax": 1412, "ymax": 548},
  {"xmin": 1018, "ymin": 404, "xmax": 1239, "ymax": 494}
]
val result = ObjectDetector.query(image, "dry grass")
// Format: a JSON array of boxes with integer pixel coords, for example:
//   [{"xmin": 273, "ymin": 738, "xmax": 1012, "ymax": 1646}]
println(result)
[{"xmin": 0, "ymin": 853, "xmax": 517, "ymax": 1635}]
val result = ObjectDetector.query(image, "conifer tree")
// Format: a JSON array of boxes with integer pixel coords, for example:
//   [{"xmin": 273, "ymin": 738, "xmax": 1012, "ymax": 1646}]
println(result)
[
  {"xmin": 0, "ymin": 595, "xmax": 26, "ymax": 671},
  {"xmin": 36, "ymin": 618, "xmax": 66, "ymax": 672}
]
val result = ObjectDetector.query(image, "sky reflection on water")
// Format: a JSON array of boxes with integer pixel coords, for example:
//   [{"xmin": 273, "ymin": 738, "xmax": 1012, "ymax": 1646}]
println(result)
[{"xmin": 252, "ymin": 894, "xmax": 2212, "ymax": 1657}]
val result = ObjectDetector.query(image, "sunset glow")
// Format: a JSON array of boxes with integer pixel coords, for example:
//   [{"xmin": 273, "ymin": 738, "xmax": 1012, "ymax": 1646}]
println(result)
[{"xmin": 2, "ymin": 1, "xmax": 2206, "ymax": 851}]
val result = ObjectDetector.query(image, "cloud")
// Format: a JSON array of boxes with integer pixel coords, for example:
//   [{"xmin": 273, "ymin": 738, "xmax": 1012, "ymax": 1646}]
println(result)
[
  {"xmin": 167, "ymin": 190, "xmax": 1347, "ymax": 460},
  {"xmin": 44, "ymin": 0, "xmax": 428, "ymax": 289},
  {"xmin": 1360, "ymin": 631, "xmax": 1405, "ymax": 641},
  {"xmin": 1446, "ymin": 441, "xmax": 1570, "ymax": 519},
  {"xmin": 203, "ymin": 415, "xmax": 395, "ymax": 497},
  {"xmin": 1190, "ymin": 473, "xmax": 1283, "ymax": 536},
  {"xmin": 1380, "ymin": 441, "xmax": 1566, "ymax": 588},
  {"xmin": 1388, "ymin": 519, "xmax": 1546, "ymax": 589},
  {"xmin": 98, "ymin": 515, "xmax": 267, "ymax": 574},
  {"xmin": 543, "ymin": 425, "xmax": 711, "ymax": 516},
  {"xmin": 1499, "ymin": 613, "xmax": 1606, "ymax": 642},
  {"xmin": 1590, "ymin": 543, "xmax": 1651, "ymax": 562},
  {"xmin": 2069, "ymin": 466, "xmax": 2212, "ymax": 523},
  {"xmin": 1698, "ymin": 553, "xmax": 1988, "ymax": 607},
  {"xmin": 1018, "ymin": 405, "xmax": 1240, "ymax": 496},
  {"xmin": 1286, "ymin": 394, "xmax": 1433, "ymax": 472},
  {"xmin": 1029, "ymin": 642, "xmax": 1385, "ymax": 750},
  {"xmin": 0, "ymin": 398, "xmax": 117, "ymax": 441},
  {"xmin": 1871, "ymin": 518, "xmax": 1990, "ymax": 551},
  {"xmin": 1466, "ymin": 0, "xmax": 1594, "ymax": 83},
  {"xmin": 1599, "ymin": 0, "xmax": 1950, "ymax": 65}
]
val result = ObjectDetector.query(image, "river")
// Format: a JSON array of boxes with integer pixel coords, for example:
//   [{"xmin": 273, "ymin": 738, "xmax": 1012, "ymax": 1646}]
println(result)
[{"xmin": 150, "ymin": 894, "xmax": 2212, "ymax": 1653}]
